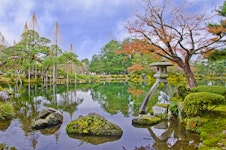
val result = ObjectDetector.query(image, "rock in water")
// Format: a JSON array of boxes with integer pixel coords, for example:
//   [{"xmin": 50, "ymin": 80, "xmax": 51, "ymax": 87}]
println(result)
[
  {"xmin": 0, "ymin": 91, "xmax": 10, "ymax": 101},
  {"xmin": 132, "ymin": 115, "xmax": 161, "ymax": 126},
  {"xmin": 66, "ymin": 113, "xmax": 123, "ymax": 137},
  {"xmin": 31, "ymin": 108, "xmax": 63, "ymax": 130}
]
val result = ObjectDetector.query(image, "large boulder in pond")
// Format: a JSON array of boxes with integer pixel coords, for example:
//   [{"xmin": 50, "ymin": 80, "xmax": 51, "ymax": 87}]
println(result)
[
  {"xmin": 31, "ymin": 108, "xmax": 63, "ymax": 130},
  {"xmin": 0, "ymin": 90, "xmax": 10, "ymax": 101},
  {"xmin": 66, "ymin": 113, "xmax": 123, "ymax": 137}
]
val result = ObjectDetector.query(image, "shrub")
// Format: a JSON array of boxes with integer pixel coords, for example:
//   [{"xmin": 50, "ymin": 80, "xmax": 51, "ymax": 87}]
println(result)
[
  {"xmin": 170, "ymin": 101, "xmax": 179, "ymax": 116},
  {"xmin": 191, "ymin": 85, "xmax": 226, "ymax": 98},
  {"xmin": 177, "ymin": 86, "xmax": 189, "ymax": 99},
  {"xmin": 183, "ymin": 92, "xmax": 225, "ymax": 117},
  {"xmin": 0, "ymin": 102, "xmax": 15, "ymax": 120}
]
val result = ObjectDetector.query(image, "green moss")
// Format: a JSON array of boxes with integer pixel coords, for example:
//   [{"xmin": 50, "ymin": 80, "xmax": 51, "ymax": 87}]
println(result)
[
  {"xmin": 199, "ymin": 145, "xmax": 222, "ymax": 150},
  {"xmin": 170, "ymin": 96, "xmax": 182, "ymax": 102},
  {"xmin": 149, "ymin": 109, "xmax": 154, "ymax": 115},
  {"xmin": 185, "ymin": 105, "xmax": 226, "ymax": 149},
  {"xmin": 203, "ymin": 137, "xmax": 221, "ymax": 147},
  {"xmin": 185, "ymin": 117, "xmax": 208, "ymax": 133},
  {"xmin": 66, "ymin": 113, "xmax": 123, "ymax": 136},
  {"xmin": 132, "ymin": 115, "xmax": 161, "ymax": 126},
  {"xmin": 155, "ymin": 103, "xmax": 169, "ymax": 108},
  {"xmin": 200, "ymin": 132, "xmax": 209, "ymax": 141},
  {"xmin": 157, "ymin": 113, "xmax": 168, "ymax": 120},
  {"xmin": 0, "ymin": 102, "xmax": 15, "ymax": 120}
]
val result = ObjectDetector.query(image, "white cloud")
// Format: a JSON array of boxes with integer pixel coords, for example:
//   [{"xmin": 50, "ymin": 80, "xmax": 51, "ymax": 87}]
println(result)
[
  {"xmin": 1, "ymin": 0, "xmax": 222, "ymax": 60},
  {"xmin": 0, "ymin": 0, "xmax": 35, "ymax": 44}
]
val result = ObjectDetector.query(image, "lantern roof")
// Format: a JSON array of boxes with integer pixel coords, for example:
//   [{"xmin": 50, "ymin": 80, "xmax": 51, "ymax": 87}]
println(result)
[{"xmin": 150, "ymin": 60, "xmax": 173, "ymax": 67}]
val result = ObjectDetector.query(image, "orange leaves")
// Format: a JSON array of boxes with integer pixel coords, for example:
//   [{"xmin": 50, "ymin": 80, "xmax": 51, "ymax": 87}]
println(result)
[
  {"xmin": 203, "ymin": 50, "xmax": 215, "ymax": 59},
  {"xmin": 208, "ymin": 23, "xmax": 226, "ymax": 36},
  {"xmin": 127, "ymin": 88, "xmax": 144, "ymax": 96},
  {"xmin": 120, "ymin": 39, "xmax": 157, "ymax": 55},
  {"xmin": 128, "ymin": 64, "xmax": 144, "ymax": 73}
]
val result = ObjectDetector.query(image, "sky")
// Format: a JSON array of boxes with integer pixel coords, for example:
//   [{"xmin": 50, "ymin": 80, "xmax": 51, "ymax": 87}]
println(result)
[{"xmin": 0, "ymin": 0, "xmax": 224, "ymax": 60}]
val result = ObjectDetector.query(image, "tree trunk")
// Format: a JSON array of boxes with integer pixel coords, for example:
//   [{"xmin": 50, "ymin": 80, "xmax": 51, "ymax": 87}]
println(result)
[
  {"xmin": 183, "ymin": 64, "xmax": 197, "ymax": 88},
  {"xmin": 53, "ymin": 63, "xmax": 56, "ymax": 84}
]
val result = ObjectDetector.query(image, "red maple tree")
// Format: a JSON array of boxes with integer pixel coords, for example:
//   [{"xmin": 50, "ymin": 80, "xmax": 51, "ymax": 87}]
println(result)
[{"xmin": 124, "ymin": 0, "xmax": 225, "ymax": 88}]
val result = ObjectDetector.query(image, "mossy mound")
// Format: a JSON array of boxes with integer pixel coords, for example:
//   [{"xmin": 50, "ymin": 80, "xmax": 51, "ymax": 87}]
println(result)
[
  {"xmin": 66, "ymin": 113, "xmax": 123, "ymax": 137},
  {"xmin": 183, "ymin": 92, "xmax": 225, "ymax": 117},
  {"xmin": 0, "ymin": 102, "xmax": 15, "ymax": 120},
  {"xmin": 132, "ymin": 115, "xmax": 161, "ymax": 126}
]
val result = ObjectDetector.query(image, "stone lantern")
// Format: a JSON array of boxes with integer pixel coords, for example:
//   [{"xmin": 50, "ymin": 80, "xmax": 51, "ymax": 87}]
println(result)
[{"xmin": 139, "ymin": 60, "xmax": 173, "ymax": 114}]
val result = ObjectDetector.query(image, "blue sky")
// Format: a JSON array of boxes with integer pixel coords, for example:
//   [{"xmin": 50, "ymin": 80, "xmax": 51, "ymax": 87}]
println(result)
[{"xmin": 0, "ymin": 0, "xmax": 224, "ymax": 60}]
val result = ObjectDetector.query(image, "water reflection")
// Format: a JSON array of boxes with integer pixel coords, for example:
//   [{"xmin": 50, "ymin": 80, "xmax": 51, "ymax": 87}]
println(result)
[
  {"xmin": 148, "ymin": 118, "xmax": 199, "ymax": 150},
  {"xmin": 67, "ymin": 134, "xmax": 121, "ymax": 145},
  {"xmin": 0, "ymin": 82, "xmax": 202, "ymax": 150},
  {"xmin": 0, "ymin": 120, "xmax": 10, "ymax": 131}
]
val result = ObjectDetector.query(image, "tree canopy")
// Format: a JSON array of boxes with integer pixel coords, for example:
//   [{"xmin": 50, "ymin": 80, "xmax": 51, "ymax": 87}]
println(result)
[{"xmin": 124, "ymin": 0, "xmax": 225, "ymax": 87}]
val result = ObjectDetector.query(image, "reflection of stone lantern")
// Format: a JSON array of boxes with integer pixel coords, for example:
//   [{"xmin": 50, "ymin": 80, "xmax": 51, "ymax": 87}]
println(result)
[{"xmin": 139, "ymin": 60, "xmax": 173, "ymax": 114}]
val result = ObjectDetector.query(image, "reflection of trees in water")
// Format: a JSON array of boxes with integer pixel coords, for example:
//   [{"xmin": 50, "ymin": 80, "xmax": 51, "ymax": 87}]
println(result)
[
  {"xmin": 0, "ymin": 120, "xmax": 11, "ymax": 131},
  {"xmin": 12, "ymin": 84, "xmax": 40, "ymax": 135},
  {"xmin": 10, "ymin": 83, "xmax": 84, "ymax": 148},
  {"xmin": 12, "ymin": 83, "xmax": 84, "ymax": 125},
  {"xmin": 67, "ymin": 134, "xmax": 121, "ymax": 145},
  {"xmin": 147, "ymin": 118, "xmax": 200, "ymax": 150},
  {"xmin": 90, "ymin": 82, "xmax": 145, "ymax": 116}
]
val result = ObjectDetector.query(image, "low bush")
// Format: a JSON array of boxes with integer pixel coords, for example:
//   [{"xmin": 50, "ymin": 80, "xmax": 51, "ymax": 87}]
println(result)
[
  {"xmin": 177, "ymin": 86, "xmax": 190, "ymax": 99},
  {"xmin": 183, "ymin": 92, "xmax": 225, "ymax": 117},
  {"xmin": 170, "ymin": 101, "xmax": 179, "ymax": 116},
  {"xmin": 0, "ymin": 102, "xmax": 15, "ymax": 120},
  {"xmin": 191, "ymin": 85, "xmax": 226, "ymax": 98}
]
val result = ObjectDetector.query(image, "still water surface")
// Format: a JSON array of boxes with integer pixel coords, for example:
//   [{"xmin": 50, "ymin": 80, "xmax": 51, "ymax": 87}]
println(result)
[{"xmin": 0, "ymin": 82, "xmax": 200, "ymax": 150}]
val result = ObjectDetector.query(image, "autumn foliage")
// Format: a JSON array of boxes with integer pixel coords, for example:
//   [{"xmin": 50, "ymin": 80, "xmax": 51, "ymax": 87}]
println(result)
[{"xmin": 124, "ymin": 0, "xmax": 225, "ymax": 87}]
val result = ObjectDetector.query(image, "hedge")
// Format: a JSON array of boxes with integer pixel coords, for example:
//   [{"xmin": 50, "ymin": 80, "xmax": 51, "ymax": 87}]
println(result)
[
  {"xmin": 183, "ymin": 92, "xmax": 225, "ymax": 117},
  {"xmin": 191, "ymin": 85, "xmax": 226, "ymax": 98}
]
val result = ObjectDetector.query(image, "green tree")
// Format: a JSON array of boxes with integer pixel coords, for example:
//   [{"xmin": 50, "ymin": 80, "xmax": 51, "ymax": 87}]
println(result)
[
  {"xmin": 89, "ymin": 55, "xmax": 104, "ymax": 74},
  {"xmin": 89, "ymin": 40, "xmax": 131, "ymax": 74}
]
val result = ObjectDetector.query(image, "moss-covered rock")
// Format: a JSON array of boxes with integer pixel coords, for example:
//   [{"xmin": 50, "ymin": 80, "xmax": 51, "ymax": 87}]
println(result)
[
  {"xmin": 0, "ymin": 102, "xmax": 14, "ymax": 120},
  {"xmin": 132, "ymin": 115, "xmax": 161, "ymax": 126},
  {"xmin": 0, "ymin": 90, "xmax": 10, "ymax": 101},
  {"xmin": 66, "ymin": 113, "xmax": 123, "ymax": 137},
  {"xmin": 152, "ymin": 105, "xmax": 169, "ymax": 116}
]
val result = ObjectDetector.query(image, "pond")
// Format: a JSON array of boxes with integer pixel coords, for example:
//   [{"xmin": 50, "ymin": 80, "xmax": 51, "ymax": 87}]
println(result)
[{"xmin": 0, "ymin": 82, "xmax": 200, "ymax": 150}]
